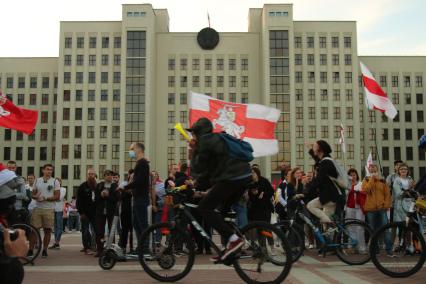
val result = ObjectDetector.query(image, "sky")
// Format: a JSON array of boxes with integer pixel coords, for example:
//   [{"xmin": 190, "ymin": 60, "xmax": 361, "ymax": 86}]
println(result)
[{"xmin": 0, "ymin": 0, "xmax": 425, "ymax": 57}]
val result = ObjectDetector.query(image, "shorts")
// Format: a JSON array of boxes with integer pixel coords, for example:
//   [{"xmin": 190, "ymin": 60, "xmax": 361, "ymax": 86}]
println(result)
[{"xmin": 31, "ymin": 208, "xmax": 54, "ymax": 229}]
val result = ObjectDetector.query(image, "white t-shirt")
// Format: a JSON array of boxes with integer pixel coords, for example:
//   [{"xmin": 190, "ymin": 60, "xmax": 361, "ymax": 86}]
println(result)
[
  {"xmin": 54, "ymin": 187, "xmax": 67, "ymax": 212},
  {"xmin": 33, "ymin": 177, "xmax": 60, "ymax": 210}
]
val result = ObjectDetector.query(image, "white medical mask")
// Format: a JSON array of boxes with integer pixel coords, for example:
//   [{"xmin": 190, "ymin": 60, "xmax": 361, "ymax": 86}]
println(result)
[{"xmin": 128, "ymin": 150, "xmax": 136, "ymax": 159}]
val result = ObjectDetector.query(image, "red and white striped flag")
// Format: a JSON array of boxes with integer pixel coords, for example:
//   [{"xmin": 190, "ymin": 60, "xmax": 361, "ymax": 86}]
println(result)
[
  {"xmin": 189, "ymin": 91, "xmax": 281, "ymax": 157},
  {"xmin": 339, "ymin": 123, "xmax": 346, "ymax": 153},
  {"xmin": 0, "ymin": 92, "xmax": 38, "ymax": 135},
  {"xmin": 360, "ymin": 62, "xmax": 398, "ymax": 119}
]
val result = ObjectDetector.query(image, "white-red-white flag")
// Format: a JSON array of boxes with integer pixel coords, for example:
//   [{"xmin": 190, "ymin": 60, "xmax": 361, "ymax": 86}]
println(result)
[
  {"xmin": 360, "ymin": 62, "xmax": 398, "ymax": 119},
  {"xmin": 189, "ymin": 91, "xmax": 281, "ymax": 157},
  {"xmin": 339, "ymin": 123, "xmax": 346, "ymax": 153},
  {"xmin": 0, "ymin": 92, "xmax": 38, "ymax": 135}
]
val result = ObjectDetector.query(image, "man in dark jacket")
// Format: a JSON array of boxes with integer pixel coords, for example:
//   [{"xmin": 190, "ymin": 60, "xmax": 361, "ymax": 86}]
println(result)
[
  {"xmin": 76, "ymin": 168, "xmax": 97, "ymax": 254},
  {"xmin": 188, "ymin": 117, "xmax": 252, "ymax": 261},
  {"xmin": 306, "ymin": 140, "xmax": 339, "ymax": 223}
]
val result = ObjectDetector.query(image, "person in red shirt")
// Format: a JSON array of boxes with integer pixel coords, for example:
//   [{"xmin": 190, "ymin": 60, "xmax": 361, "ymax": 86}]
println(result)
[{"xmin": 345, "ymin": 168, "xmax": 367, "ymax": 253}]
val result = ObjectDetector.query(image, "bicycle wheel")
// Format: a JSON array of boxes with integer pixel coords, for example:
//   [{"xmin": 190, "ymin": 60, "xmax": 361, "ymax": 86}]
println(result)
[
  {"xmin": 335, "ymin": 220, "xmax": 372, "ymax": 265},
  {"xmin": 139, "ymin": 223, "xmax": 195, "ymax": 282},
  {"xmin": 11, "ymin": 223, "xmax": 42, "ymax": 265},
  {"xmin": 275, "ymin": 221, "xmax": 305, "ymax": 262},
  {"xmin": 370, "ymin": 222, "xmax": 426, "ymax": 277},
  {"xmin": 234, "ymin": 221, "xmax": 293, "ymax": 284}
]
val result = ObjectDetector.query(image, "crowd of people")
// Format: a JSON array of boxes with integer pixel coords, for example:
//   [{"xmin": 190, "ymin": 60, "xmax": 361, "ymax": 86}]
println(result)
[{"xmin": 1, "ymin": 119, "xmax": 426, "ymax": 283}]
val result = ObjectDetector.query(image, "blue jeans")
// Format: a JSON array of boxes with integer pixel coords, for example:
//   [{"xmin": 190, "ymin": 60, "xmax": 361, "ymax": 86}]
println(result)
[
  {"xmin": 232, "ymin": 203, "xmax": 248, "ymax": 229},
  {"xmin": 54, "ymin": 211, "xmax": 63, "ymax": 243},
  {"xmin": 366, "ymin": 210, "xmax": 392, "ymax": 254},
  {"xmin": 133, "ymin": 198, "xmax": 149, "ymax": 250}
]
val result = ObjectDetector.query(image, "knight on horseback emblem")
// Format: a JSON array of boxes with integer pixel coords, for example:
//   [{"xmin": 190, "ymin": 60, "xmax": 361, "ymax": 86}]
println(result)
[{"xmin": 213, "ymin": 105, "xmax": 245, "ymax": 138}]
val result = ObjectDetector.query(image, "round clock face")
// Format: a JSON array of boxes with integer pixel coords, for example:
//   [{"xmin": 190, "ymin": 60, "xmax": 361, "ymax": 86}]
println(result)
[{"xmin": 197, "ymin": 27, "xmax": 220, "ymax": 50}]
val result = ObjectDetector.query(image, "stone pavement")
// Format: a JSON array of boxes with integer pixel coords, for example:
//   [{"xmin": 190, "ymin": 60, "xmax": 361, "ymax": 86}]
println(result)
[{"xmin": 23, "ymin": 232, "xmax": 425, "ymax": 284}]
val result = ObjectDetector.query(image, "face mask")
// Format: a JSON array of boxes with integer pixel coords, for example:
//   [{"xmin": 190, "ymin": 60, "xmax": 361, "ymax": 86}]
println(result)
[{"xmin": 128, "ymin": 150, "xmax": 136, "ymax": 160}]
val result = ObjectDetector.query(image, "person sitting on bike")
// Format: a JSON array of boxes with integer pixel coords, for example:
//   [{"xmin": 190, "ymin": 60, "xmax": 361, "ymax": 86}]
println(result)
[
  {"xmin": 0, "ymin": 164, "xmax": 28, "ymax": 223},
  {"xmin": 306, "ymin": 140, "xmax": 340, "ymax": 223},
  {"xmin": 187, "ymin": 117, "xmax": 252, "ymax": 261}
]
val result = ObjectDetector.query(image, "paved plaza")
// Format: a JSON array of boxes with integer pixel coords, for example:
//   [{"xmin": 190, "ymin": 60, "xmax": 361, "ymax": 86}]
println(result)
[{"xmin": 23, "ymin": 232, "xmax": 425, "ymax": 284}]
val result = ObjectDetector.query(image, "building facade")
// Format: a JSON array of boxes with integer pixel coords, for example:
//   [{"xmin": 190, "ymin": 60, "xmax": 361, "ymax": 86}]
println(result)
[{"xmin": 0, "ymin": 3, "xmax": 425, "ymax": 197}]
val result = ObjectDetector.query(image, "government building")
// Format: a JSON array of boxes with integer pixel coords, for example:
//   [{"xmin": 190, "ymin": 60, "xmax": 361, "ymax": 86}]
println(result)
[{"xmin": 0, "ymin": 3, "xmax": 425, "ymax": 196}]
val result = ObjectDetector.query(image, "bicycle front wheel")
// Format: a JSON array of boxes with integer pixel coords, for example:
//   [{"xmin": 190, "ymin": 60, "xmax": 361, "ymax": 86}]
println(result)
[
  {"xmin": 138, "ymin": 223, "xmax": 195, "ymax": 282},
  {"xmin": 234, "ymin": 221, "xmax": 293, "ymax": 284},
  {"xmin": 11, "ymin": 223, "xmax": 42, "ymax": 265},
  {"xmin": 370, "ymin": 222, "xmax": 426, "ymax": 278},
  {"xmin": 274, "ymin": 221, "xmax": 305, "ymax": 263},
  {"xmin": 335, "ymin": 220, "xmax": 372, "ymax": 265}
]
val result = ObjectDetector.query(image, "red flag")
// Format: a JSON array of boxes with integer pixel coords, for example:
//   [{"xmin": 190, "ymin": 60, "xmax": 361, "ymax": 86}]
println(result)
[
  {"xmin": 360, "ymin": 62, "xmax": 398, "ymax": 119},
  {"xmin": 189, "ymin": 92, "xmax": 281, "ymax": 157},
  {"xmin": 0, "ymin": 93, "xmax": 38, "ymax": 135}
]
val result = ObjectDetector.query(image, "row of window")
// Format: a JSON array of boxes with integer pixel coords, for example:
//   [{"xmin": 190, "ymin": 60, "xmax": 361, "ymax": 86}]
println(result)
[
  {"xmin": 61, "ymin": 125, "xmax": 120, "ymax": 139},
  {"xmin": 380, "ymin": 128, "xmax": 425, "ymax": 141},
  {"xmin": 381, "ymin": 146, "xmax": 425, "ymax": 161},
  {"xmin": 64, "ymin": 54, "xmax": 121, "ymax": 66},
  {"xmin": 167, "ymin": 75, "xmax": 248, "ymax": 88},
  {"xmin": 63, "ymin": 89, "xmax": 120, "ymax": 102},
  {"xmin": 168, "ymin": 58, "xmax": 248, "ymax": 71},
  {"xmin": 64, "ymin": 36, "xmax": 121, "ymax": 49},
  {"xmin": 63, "ymin": 72, "xmax": 121, "ymax": 84},
  {"xmin": 294, "ymin": 54, "xmax": 352, "ymax": 66},
  {"xmin": 295, "ymin": 71, "xmax": 353, "ymax": 84},
  {"xmin": 0, "ymin": 76, "xmax": 56, "ymax": 89},
  {"xmin": 294, "ymin": 36, "xmax": 352, "ymax": 49},
  {"xmin": 61, "ymin": 107, "xmax": 120, "ymax": 121},
  {"xmin": 295, "ymin": 89, "xmax": 354, "ymax": 102},
  {"xmin": 359, "ymin": 75, "xmax": 423, "ymax": 88},
  {"xmin": 6, "ymin": 93, "xmax": 55, "ymax": 106},
  {"xmin": 3, "ymin": 147, "xmax": 49, "ymax": 161},
  {"xmin": 167, "ymin": 92, "xmax": 248, "ymax": 104},
  {"xmin": 4, "ymin": 129, "xmax": 51, "ymax": 141}
]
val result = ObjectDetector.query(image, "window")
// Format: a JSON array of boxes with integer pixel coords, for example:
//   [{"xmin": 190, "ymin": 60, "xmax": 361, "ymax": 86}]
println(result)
[
  {"xmin": 241, "ymin": 58, "xmax": 248, "ymax": 70},
  {"xmin": 16, "ymin": 132, "xmax": 23, "ymax": 141},
  {"xmin": 321, "ymin": 125, "xmax": 329, "ymax": 138},
  {"xmin": 217, "ymin": 59, "xmax": 224, "ymax": 70},
  {"xmin": 73, "ymin": 165, "xmax": 81, "ymax": 180},
  {"xmin": 241, "ymin": 93, "xmax": 248, "ymax": 103},
  {"xmin": 64, "ymin": 72, "xmax": 71, "ymax": 84},
  {"xmin": 320, "ymin": 54, "xmax": 327, "ymax": 65},
  {"xmin": 180, "ymin": 93, "xmax": 187, "ymax": 104},
  {"xmin": 113, "ymin": 72, "xmax": 120, "ymax": 83},
  {"xmin": 3, "ymin": 147, "xmax": 10, "ymax": 161},
  {"xmin": 75, "ymin": 54, "xmax": 84, "ymax": 66},
  {"xmin": 418, "ymin": 111, "xmax": 424, "ymax": 122},
  {"xmin": 101, "ymin": 54, "xmax": 109, "ymax": 65},
  {"xmin": 392, "ymin": 93, "xmax": 399, "ymax": 104},
  {"xmin": 345, "ymin": 89, "xmax": 353, "ymax": 101},
  {"xmin": 76, "ymin": 37, "xmax": 84, "ymax": 48},
  {"xmin": 64, "ymin": 55, "xmax": 71, "ymax": 66},
  {"xmin": 100, "ymin": 108, "xmax": 107, "ymax": 120},
  {"xmin": 102, "ymin": 37, "xmax": 109, "ymax": 48},
  {"xmin": 167, "ymin": 58, "xmax": 176, "ymax": 70},
  {"xmin": 168, "ymin": 93, "xmax": 175, "ymax": 104},
  {"xmin": 42, "ymin": 77, "xmax": 49, "ymax": 88},
  {"xmin": 295, "ymin": 54, "xmax": 302, "ymax": 65},
  {"xmin": 89, "ymin": 37, "xmax": 96, "ymax": 48},
  {"xmin": 394, "ymin": 128, "xmax": 400, "ymax": 140},
  {"xmin": 295, "ymin": 72, "xmax": 302, "ymax": 83},
  {"xmin": 29, "ymin": 93, "xmax": 37, "ymax": 105},
  {"xmin": 320, "ymin": 72, "xmax": 327, "ymax": 83},
  {"xmin": 62, "ymin": 108, "xmax": 70, "ymax": 121},
  {"xmin": 344, "ymin": 37, "xmax": 351, "ymax": 48},
  {"xmin": 295, "ymin": 89, "xmax": 303, "ymax": 101},
  {"xmin": 405, "ymin": 93, "xmax": 411, "ymax": 104},
  {"xmin": 65, "ymin": 37, "xmax": 72, "ymax": 48},
  {"xmin": 100, "ymin": 126, "xmax": 108, "ymax": 138},
  {"xmin": 333, "ymin": 107, "xmax": 341, "ymax": 119},
  {"xmin": 112, "ymin": 145, "xmax": 120, "ymax": 159},
  {"xmin": 112, "ymin": 126, "xmax": 120, "ymax": 138},
  {"xmin": 205, "ymin": 76, "xmax": 212, "ymax": 87},
  {"xmin": 307, "ymin": 54, "xmax": 314, "ymax": 65},
  {"xmin": 217, "ymin": 93, "xmax": 224, "ymax": 100},
  {"xmin": 346, "ymin": 107, "xmax": 353, "ymax": 119},
  {"xmin": 344, "ymin": 54, "xmax": 352, "ymax": 65},
  {"xmin": 229, "ymin": 59, "xmax": 236, "ymax": 70},
  {"xmin": 76, "ymin": 72, "xmax": 83, "ymax": 84},
  {"xmin": 101, "ymin": 72, "xmax": 108, "ymax": 83},
  {"xmin": 308, "ymin": 89, "xmax": 315, "ymax": 101},
  {"xmin": 308, "ymin": 72, "xmax": 315, "ymax": 83},
  {"xmin": 16, "ymin": 147, "xmax": 23, "ymax": 161},
  {"xmin": 167, "ymin": 147, "xmax": 175, "ymax": 165},
  {"xmin": 332, "ymin": 36, "xmax": 339, "ymax": 48},
  {"xmin": 100, "ymin": 90, "xmax": 108, "ymax": 101},
  {"xmin": 321, "ymin": 107, "xmax": 328, "ymax": 119},
  {"xmin": 416, "ymin": 76, "xmax": 423, "ymax": 87},
  {"xmin": 294, "ymin": 36, "xmax": 302, "ymax": 48},
  {"xmin": 382, "ymin": 147, "xmax": 389, "ymax": 160},
  {"xmin": 27, "ymin": 147, "xmax": 35, "ymax": 161},
  {"xmin": 319, "ymin": 36, "xmax": 326, "ymax": 48},
  {"xmin": 406, "ymin": 129, "xmax": 412, "ymax": 140},
  {"xmin": 62, "ymin": 145, "xmax": 69, "ymax": 159},
  {"xmin": 404, "ymin": 76, "xmax": 411, "ymax": 87},
  {"xmin": 113, "ymin": 89, "xmax": 120, "ymax": 101},
  {"xmin": 332, "ymin": 54, "xmax": 339, "ymax": 65},
  {"xmin": 229, "ymin": 93, "xmax": 236, "ymax": 102},
  {"xmin": 17, "ymin": 94, "xmax": 24, "ymax": 105},
  {"xmin": 74, "ymin": 145, "xmax": 82, "ymax": 159},
  {"xmin": 60, "ymin": 165, "xmax": 68, "ymax": 180},
  {"xmin": 308, "ymin": 107, "xmax": 315, "ymax": 119},
  {"xmin": 416, "ymin": 93, "xmax": 423, "ymax": 104},
  {"xmin": 87, "ymin": 126, "xmax": 94, "ymax": 138},
  {"xmin": 99, "ymin": 145, "xmax": 107, "ymax": 159},
  {"xmin": 192, "ymin": 76, "xmax": 199, "ymax": 87},
  {"xmin": 242, "ymin": 76, "xmax": 248, "ymax": 88},
  {"xmin": 113, "ymin": 108, "xmax": 120, "ymax": 120},
  {"xmin": 394, "ymin": 147, "xmax": 401, "ymax": 160},
  {"xmin": 30, "ymin": 77, "xmax": 37, "ymax": 88},
  {"xmin": 114, "ymin": 37, "xmax": 121, "ymax": 48},
  {"xmin": 345, "ymin": 72, "xmax": 352, "ymax": 83},
  {"xmin": 168, "ymin": 76, "xmax": 175, "ymax": 88},
  {"xmin": 180, "ymin": 111, "xmax": 188, "ymax": 123},
  {"xmin": 307, "ymin": 36, "xmax": 314, "ymax": 48},
  {"xmin": 180, "ymin": 76, "xmax": 187, "ymax": 87},
  {"xmin": 192, "ymin": 58, "xmax": 200, "ymax": 70},
  {"xmin": 296, "ymin": 107, "xmax": 303, "ymax": 119},
  {"xmin": 168, "ymin": 129, "xmax": 175, "ymax": 140},
  {"xmin": 180, "ymin": 58, "xmax": 187, "ymax": 71},
  {"xmin": 114, "ymin": 54, "xmax": 121, "ymax": 66},
  {"xmin": 405, "ymin": 110, "xmax": 411, "ymax": 122},
  {"xmin": 89, "ymin": 55, "xmax": 96, "ymax": 66},
  {"xmin": 205, "ymin": 58, "xmax": 212, "ymax": 70},
  {"xmin": 41, "ymin": 111, "xmax": 48, "ymax": 123},
  {"xmin": 168, "ymin": 111, "xmax": 175, "ymax": 123},
  {"xmin": 382, "ymin": 128, "xmax": 389, "ymax": 140},
  {"xmin": 39, "ymin": 147, "xmax": 47, "ymax": 161},
  {"xmin": 40, "ymin": 129, "xmax": 48, "ymax": 141},
  {"xmin": 75, "ymin": 90, "xmax": 82, "ymax": 101},
  {"xmin": 392, "ymin": 75, "xmax": 399, "ymax": 87},
  {"xmin": 309, "ymin": 126, "xmax": 316, "ymax": 138},
  {"xmin": 88, "ymin": 90, "xmax": 95, "ymax": 101},
  {"xmin": 333, "ymin": 89, "xmax": 340, "ymax": 101},
  {"xmin": 62, "ymin": 126, "xmax": 69, "ymax": 138}
]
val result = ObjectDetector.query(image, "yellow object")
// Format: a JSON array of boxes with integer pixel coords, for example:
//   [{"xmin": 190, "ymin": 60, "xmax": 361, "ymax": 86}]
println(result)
[
  {"xmin": 416, "ymin": 198, "xmax": 426, "ymax": 213},
  {"xmin": 174, "ymin": 123, "xmax": 192, "ymax": 142}
]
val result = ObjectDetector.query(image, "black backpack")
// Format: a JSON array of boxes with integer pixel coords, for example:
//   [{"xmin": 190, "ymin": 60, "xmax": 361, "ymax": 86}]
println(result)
[{"xmin": 219, "ymin": 133, "xmax": 254, "ymax": 162}]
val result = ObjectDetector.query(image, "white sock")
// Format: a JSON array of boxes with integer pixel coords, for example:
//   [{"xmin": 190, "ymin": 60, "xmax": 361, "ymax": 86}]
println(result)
[{"xmin": 229, "ymin": 234, "xmax": 239, "ymax": 243}]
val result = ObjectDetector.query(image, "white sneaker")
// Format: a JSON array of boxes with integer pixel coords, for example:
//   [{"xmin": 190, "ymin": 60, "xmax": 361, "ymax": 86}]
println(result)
[{"xmin": 308, "ymin": 244, "xmax": 314, "ymax": 249}]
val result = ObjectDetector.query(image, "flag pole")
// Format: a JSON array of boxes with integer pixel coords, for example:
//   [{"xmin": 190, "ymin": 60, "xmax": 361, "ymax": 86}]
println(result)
[{"xmin": 370, "ymin": 116, "xmax": 383, "ymax": 174}]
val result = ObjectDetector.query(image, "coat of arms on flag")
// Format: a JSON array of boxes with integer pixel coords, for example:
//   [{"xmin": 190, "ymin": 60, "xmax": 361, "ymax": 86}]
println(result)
[{"xmin": 189, "ymin": 91, "xmax": 281, "ymax": 157}]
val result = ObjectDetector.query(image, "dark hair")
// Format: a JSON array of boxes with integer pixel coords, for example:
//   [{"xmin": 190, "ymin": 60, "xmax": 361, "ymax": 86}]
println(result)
[
  {"xmin": 128, "ymin": 169, "xmax": 134, "ymax": 175},
  {"xmin": 251, "ymin": 164, "xmax": 260, "ymax": 169},
  {"xmin": 42, "ymin": 164, "xmax": 54, "ymax": 169},
  {"xmin": 347, "ymin": 168, "xmax": 359, "ymax": 181},
  {"xmin": 104, "ymin": 170, "xmax": 114, "ymax": 176},
  {"xmin": 252, "ymin": 167, "xmax": 262, "ymax": 179},
  {"xmin": 113, "ymin": 173, "xmax": 120, "ymax": 177},
  {"xmin": 288, "ymin": 167, "xmax": 300, "ymax": 186},
  {"xmin": 394, "ymin": 160, "xmax": 403, "ymax": 166},
  {"xmin": 134, "ymin": 142, "xmax": 145, "ymax": 152},
  {"xmin": 7, "ymin": 160, "xmax": 16, "ymax": 166},
  {"xmin": 180, "ymin": 162, "xmax": 188, "ymax": 172},
  {"xmin": 27, "ymin": 173, "xmax": 35, "ymax": 178},
  {"xmin": 316, "ymin": 140, "xmax": 332, "ymax": 156}
]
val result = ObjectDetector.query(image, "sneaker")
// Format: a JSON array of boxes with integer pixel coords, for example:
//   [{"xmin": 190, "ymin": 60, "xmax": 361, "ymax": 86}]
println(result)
[
  {"xmin": 49, "ymin": 244, "xmax": 60, "ymax": 250},
  {"xmin": 221, "ymin": 238, "xmax": 244, "ymax": 261},
  {"xmin": 386, "ymin": 253, "xmax": 395, "ymax": 258},
  {"xmin": 308, "ymin": 244, "xmax": 314, "ymax": 249},
  {"xmin": 27, "ymin": 250, "xmax": 34, "ymax": 257},
  {"xmin": 209, "ymin": 255, "xmax": 221, "ymax": 262},
  {"xmin": 42, "ymin": 250, "xmax": 48, "ymax": 258}
]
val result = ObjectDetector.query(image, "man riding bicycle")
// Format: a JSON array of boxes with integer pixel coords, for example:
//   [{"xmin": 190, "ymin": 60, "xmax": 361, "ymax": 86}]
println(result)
[{"xmin": 187, "ymin": 117, "xmax": 252, "ymax": 262}]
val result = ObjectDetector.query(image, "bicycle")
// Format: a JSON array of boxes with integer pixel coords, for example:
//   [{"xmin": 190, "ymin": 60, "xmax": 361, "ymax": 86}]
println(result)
[
  {"xmin": 274, "ymin": 198, "xmax": 372, "ymax": 265},
  {"xmin": 369, "ymin": 189, "xmax": 426, "ymax": 277},
  {"xmin": 10, "ymin": 208, "xmax": 42, "ymax": 265},
  {"xmin": 138, "ymin": 187, "xmax": 293, "ymax": 283}
]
